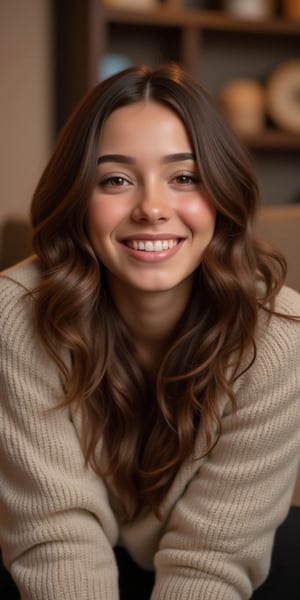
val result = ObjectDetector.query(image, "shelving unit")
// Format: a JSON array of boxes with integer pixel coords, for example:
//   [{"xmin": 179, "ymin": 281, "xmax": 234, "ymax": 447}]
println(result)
[{"xmin": 54, "ymin": 0, "xmax": 300, "ymax": 204}]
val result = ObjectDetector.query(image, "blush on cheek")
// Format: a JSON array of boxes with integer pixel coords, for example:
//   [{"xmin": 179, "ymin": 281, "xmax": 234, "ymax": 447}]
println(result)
[
  {"xmin": 88, "ymin": 195, "xmax": 129, "ymax": 232},
  {"xmin": 184, "ymin": 201, "xmax": 216, "ymax": 231},
  {"xmin": 87, "ymin": 203, "xmax": 111, "ymax": 235}
]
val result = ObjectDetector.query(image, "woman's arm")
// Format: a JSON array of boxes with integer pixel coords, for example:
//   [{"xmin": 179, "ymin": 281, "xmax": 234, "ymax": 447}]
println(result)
[
  {"xmin": 152, "ymin": 288, "xmax": 300, "ymax": 600},
  {"xmin": 0, "ymin": 273, "xmax": 119, "ymax": 600}
]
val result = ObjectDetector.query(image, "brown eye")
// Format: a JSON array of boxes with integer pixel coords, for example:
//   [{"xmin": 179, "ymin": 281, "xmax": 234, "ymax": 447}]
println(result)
[
  {"xmin": 175, "ymin": 175, "xmax": 191, "ymax": 184},
  {"xmin": 109, "ymin": 177, "xmax": 126, "ymax": 186},
  {"xmin": 100, "ymin": 176, "xmax": 130, "ymax": 188},
  {"xmin": 174, "ymin": 174, "xmax": 200, "ymax": 185}
]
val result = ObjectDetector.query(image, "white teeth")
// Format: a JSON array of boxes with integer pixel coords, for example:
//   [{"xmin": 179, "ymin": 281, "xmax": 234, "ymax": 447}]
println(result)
[
  {"xmin": 154, "ymin": 241, "xmax": 163, "ymax": 251},
  {"xmin": 127, "ymin": 239, "xmax": 179, "ymax": 252},
  {"xmin": 145, "ymin": 241, "xmax": 154, "ymax": 251}
]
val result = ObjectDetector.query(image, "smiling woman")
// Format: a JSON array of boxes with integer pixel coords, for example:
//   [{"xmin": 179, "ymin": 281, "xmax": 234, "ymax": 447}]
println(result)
[
  {"xmin": 88, "ymin": 101, "xmax": 216, "ymax": 300},
  {"xmin": 0, "ymin": 64, "xmax": 300, "ymax": 600}
]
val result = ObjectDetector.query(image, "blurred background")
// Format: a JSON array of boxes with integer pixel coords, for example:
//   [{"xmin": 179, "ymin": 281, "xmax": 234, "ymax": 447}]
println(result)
[
  {"xmin": 0, "ymin": 0, "xmax": 52, "ymax": 269},
  {"xmin": 0, "ymin": 0, "xmax": 299, "ymax": 286}
]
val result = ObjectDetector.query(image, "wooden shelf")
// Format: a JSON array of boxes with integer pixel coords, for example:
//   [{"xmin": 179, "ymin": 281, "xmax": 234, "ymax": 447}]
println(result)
[
  {"xmin": 241, "ymin": 130, "xmax": 300, "ymax": 150},
  {"xmin": 55, "ymin": 1, "xmax": 300, "ymax": 204},
  {"xmin": 100, "ymin": 6, "xmax": 300, "ymax": 35},
  {"xmin": 98, "ymin": 7, "xmax": 300, "ymax": 153}
]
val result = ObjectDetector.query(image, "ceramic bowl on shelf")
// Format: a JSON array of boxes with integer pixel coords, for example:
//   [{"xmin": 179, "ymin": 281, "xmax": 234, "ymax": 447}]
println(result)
[
  {"xmin": 266, "ymin": 60, "xmax": 300, "ymax": 134},
  {"xmin": 222, "ymin": 0, "xmax": 276, "ymax": 20},
  {"xmin": 98, "ymin": 53, "xmax": 133, "ymax": 81},
  {"xmin": 282, "ymin": 0, "xmax": 300, "ymax": 21},
  {"xmin": 219, "ymin": 78, "xmax": 265, "ymax": 136}
]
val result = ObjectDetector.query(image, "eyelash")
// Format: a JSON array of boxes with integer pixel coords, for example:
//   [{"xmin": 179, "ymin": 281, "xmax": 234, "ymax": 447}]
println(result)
[{"xmin": 98, "ymin": 172, "xmax": 201, "ymax": 188}]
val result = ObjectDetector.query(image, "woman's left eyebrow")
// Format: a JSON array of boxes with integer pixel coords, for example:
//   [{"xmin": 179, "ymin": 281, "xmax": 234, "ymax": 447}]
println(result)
[{"xmin": 160, "ymin": 152, "xmax": 195, "ymax": 164}]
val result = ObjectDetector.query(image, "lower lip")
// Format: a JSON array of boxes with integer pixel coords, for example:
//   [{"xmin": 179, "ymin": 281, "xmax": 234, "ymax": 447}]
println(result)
[{"xmin": 121, "ymin": 241, "xmax": 183, "ymax": 262}]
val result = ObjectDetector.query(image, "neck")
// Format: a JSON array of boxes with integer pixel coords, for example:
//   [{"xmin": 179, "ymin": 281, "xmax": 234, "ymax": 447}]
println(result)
[{"xmin": 107, "ymin": 276, "xmax": 195, "ymax": 377}]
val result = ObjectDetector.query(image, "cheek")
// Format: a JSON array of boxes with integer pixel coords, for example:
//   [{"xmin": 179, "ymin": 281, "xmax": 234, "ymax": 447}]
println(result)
[
  {"xmin": 182, "ymin": 194, "xmax": 217, "ymax": 234},
  {"xmin": 87, "ymin": 195, "xmax": 125, "ymax": 236}
]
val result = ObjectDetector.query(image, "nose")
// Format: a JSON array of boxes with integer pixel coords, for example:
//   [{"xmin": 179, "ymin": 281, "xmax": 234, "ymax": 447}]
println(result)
[{"xmin": 131, "ymin": 183, "xmax": 172, "ymax": 224}]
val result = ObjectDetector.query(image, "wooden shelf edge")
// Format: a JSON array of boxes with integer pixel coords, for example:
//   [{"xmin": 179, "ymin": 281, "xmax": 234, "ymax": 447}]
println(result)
[
  {"xmin": 241, "ymin": 130, "xmax": 300, "ymax": 150},
  {"xmin": 100, "ymin": 5, "xmax": 300, "ymax": 34}
]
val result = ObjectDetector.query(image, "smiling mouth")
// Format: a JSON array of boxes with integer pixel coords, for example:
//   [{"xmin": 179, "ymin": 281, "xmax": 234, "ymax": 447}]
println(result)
[{"xmin": 125, "ymin": 239, "xmax": 180, "ymax": 252}]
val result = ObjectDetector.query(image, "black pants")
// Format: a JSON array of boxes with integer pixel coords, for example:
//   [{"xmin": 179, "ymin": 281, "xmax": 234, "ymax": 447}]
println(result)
[
  {"xmin": 0, "ymin": 555, "xmax": 19, "ymax": 600},
  {"xmin": 1, "ymin": 507, "xmax": 299, "ymax": 599},
  {"xmin": 251, "ymin": 506, "xmax": 300, "ymax": 599}
]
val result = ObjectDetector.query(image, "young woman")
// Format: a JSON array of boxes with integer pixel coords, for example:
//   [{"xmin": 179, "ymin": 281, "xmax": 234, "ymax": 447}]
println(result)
[{"xmin": 0, "ymin": 64, "xmax": 299, "ymax": 600}]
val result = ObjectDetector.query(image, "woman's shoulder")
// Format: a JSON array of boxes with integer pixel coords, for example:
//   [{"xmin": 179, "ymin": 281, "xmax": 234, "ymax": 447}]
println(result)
[
  {"xmin": 254, "ymin": 285, "xmax": 300, "ymax": 372},
  {"xmin": 0, "ymin": 255, "xmax": 41, "ymax": 295},
  {"xmin": 274, "ymin": 285, "xmax": 300, "ymax": 316},
  {"xmin": 234, "ymin": 286, "xmax": 300, "ymax": 410},
  {"xmin": 0, "ymin": 256, "xmax": 42, "ymax": 336}
]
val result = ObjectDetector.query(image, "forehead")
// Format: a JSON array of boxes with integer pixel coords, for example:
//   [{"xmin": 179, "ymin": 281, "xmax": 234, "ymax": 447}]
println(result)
[{"xmin": 98, "ymin": 101, "xmax": 193, "ymax": 153}]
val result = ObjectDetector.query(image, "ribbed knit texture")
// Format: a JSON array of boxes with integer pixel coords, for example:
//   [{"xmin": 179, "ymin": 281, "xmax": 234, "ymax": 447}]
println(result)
[{"xmin": 1, "ymin": 256, "xmax": 300, "ymax": 600}]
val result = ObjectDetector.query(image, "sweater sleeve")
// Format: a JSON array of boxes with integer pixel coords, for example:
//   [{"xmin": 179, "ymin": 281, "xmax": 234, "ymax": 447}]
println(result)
[
  {"xmin": 151, "ymin": 293, "xmax": 300, "ymax": 600},
  {"xmin": 0, "ymin": 275, "xmax": 119, "ymax": 600}
]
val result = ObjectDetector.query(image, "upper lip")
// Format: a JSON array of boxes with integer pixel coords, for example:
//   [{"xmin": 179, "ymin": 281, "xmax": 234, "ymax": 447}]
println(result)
[{"xmin": 121, "ymin": 234, "xmax": 184, "ymax": 241}]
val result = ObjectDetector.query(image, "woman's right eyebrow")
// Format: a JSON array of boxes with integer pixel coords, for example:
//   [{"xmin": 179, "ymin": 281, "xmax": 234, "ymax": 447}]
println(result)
[{"xmin": 97, "ymin": 154, "xmax": 136, "ymax": 165}]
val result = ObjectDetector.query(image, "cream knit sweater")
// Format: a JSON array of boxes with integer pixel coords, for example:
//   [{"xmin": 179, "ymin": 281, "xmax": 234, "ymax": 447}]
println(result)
[{"xmin": 1, "ymin": 256, "xmax": 300, "ymax": 600}]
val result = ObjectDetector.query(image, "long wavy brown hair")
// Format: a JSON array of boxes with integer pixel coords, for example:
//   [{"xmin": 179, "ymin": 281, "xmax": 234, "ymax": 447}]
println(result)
[{"xmin": 31, "ymin": 63, "xmax": 287, "ymax": 523}]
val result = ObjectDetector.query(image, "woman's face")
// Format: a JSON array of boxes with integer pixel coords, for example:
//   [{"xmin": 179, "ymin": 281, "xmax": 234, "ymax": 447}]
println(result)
[{"xmin": 87, "ymin": 100, "xmax": 216, "ymax": 297}]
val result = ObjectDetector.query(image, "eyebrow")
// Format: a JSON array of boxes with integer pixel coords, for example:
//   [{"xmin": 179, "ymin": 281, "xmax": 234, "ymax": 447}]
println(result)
[
  {"xmin": 161, "ymin": 152, "xmax": 195, "ymax": 164},
  {"xmin": 97, "ymin": 154, "xmax": 136, "ymax": 165},
  {"xmin": 97, "ymin": 152, "xmax": 195, "ymax": 165}
]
